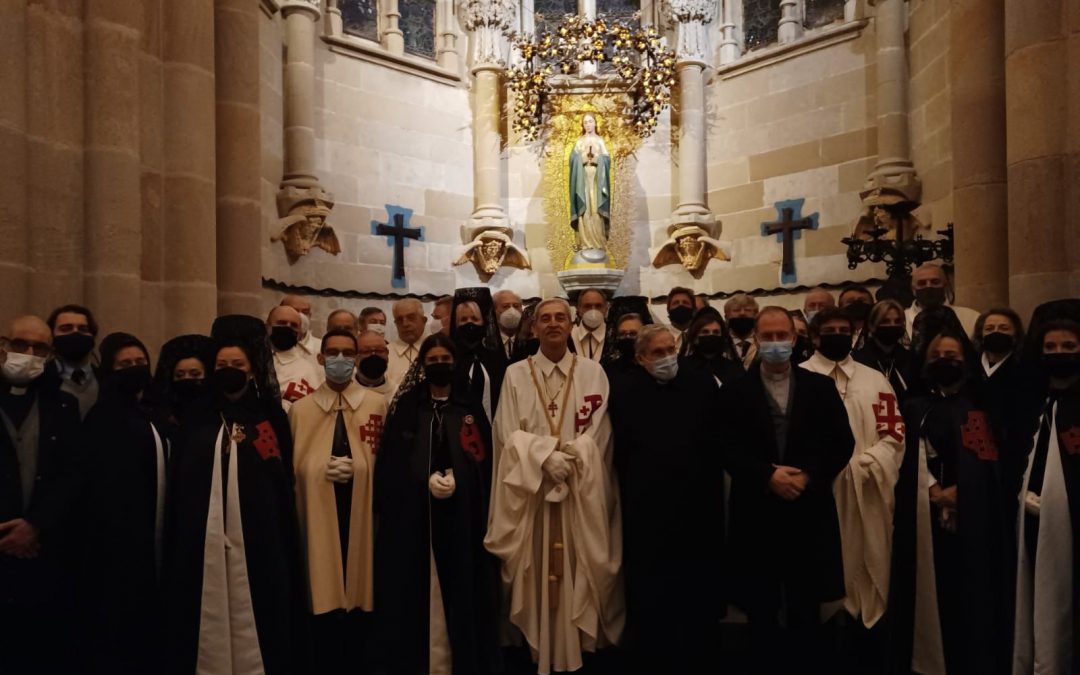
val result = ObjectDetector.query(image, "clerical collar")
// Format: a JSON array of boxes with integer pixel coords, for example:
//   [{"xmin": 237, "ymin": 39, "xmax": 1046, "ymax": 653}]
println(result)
[
  {"xmin": 533, "ymin": 348, "xmax": 573, "ymax": 377},
  {"xmin": 761, "ymin": 365, "xmax": 791, "ymax": 383}
]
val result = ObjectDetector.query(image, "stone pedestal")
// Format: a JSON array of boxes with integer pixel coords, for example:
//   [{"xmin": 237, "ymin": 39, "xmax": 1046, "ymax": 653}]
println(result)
[{"xmin": 556, "ymin": 267, "xmax": 626, "ymax": 298}]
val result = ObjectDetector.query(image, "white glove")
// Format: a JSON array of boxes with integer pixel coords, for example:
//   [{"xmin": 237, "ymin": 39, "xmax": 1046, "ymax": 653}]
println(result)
[
  {"xmin": 429, "ymin": 469, "xmax": 456, "ymax": 499},
  {"xmin": 1024, "ymin": 491, "xmax": 1041, "ymax": 516},
  {"xmin": 542, "ymin": 450, "xmax": 573, "ymax": 484},
  {"xmin": 325, "ymin": 456, "xmax": 354, "ymax": 484}
]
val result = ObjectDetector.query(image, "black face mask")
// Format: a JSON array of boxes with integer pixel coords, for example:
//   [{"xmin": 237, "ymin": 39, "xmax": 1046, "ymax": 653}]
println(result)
[
  {"xmin": 926, "ymin": 358, "xmax": 966, "ymax": 388},
  {"xmin": 843, "ymin": 300, "xmax": 872, "ymax": 322},
  {"xmin": 1043, "ymin": 353, "xmax": 1080, "ymax": 381},
  {"xmin": 668, "ymin": 305, "xmax": 693, "ymax": 327},
  {"xmin": 113, "ymin": 364, "xmax": 151, "ymax": 396},
  {"xmin": 213, "ymin": 367, "xmax": 250, "ymax": 395},
  {"xmin": 424, "ymin": 362, "xmax": 454, "ymax": 388},
  {"xmin": 696, "ymin": 335, "xmax": 725, "ymax": 358},
  {"xmin": 915, "ymin": 286, "xmax": 947, "ymax": 309},
  {"xmin": 728, "ymin": 316, "xmax": 756, "ymax": 338},
  {"xmin": 53, "ymin": 332, "xmax": 95, "ymax": 363},
  {"xmin": 269, "ymin": 325, "xmax": 298, "ymax": 351},
  {"xmin": 358, "ymin": 354, "xmax": 388, "ymax": 380},
  {"xmin": 616, "ymin": 338, "xmax": 636, "ymax": 360},
  {"xmin": 874, "ymin": 325, "xmax": 905, "ymax": 347},
  {"xmin": 818, "ymin": 333, "xmax": 853, "ymax": 362},
  {"xmin": 981, "ymin": 331, "xmax": 1015, "ymax": 354},
  {"xmin": 457, "ymin": 322, "xmax": 486, "ymax": 348},
  {"xmin": 172, "ymin": 378, "xmax": 206, "ymax": 404},
  {"xmin": 521, "ymin": 337, "xmax": 541, "ymax": 356},
  {"xmin": 792, "ymin": 336, "xmax": 814, "ymax": 364}
]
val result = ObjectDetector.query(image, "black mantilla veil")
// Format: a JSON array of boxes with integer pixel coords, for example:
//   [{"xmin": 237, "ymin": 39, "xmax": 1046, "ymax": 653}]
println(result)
[
  {"xmin": 389, "ymin": 332, "xmax": 459, "ymax": 416},
  {"xmin": 680, "ymin": 306, "xmax": 738, "ymax": 361},
  {"xmin": 448, "ymin": 286, "xmax": 499, "ymax": 351},
  {"xmin": 910, "ymin": 305, "xmax": 969, "ymax": 361},
  {"xmin": 1022, "ymin": 299, "xmax": 1080, "ymax": 364},
  {"xmin": 153, "ymin": 333, "xmax": 214, "ymax": 395},
  {"xmin": 210, "ymin": 314, "xmax": 282, "ymax": 405},
  {"xmin": 600, "ymin": 295, "xmax": 653, "ymax": 365}
]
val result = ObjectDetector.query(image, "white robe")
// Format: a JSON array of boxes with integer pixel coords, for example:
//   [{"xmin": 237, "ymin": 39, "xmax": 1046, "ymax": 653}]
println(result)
[
  {"xmin": 801, "ymin": 354, "xmax": 905, "ymax": 627},
  {"xmin": 1014, "ymin": 401, "xmax": 1075, "ymax": 675},
  {"xmin": 570, "ymin": 324, "xmax": 606, "ymax": 362},
  {"xmin": 485, "ymin": 351, "xmax": 624, "ymax": 674},
  {"xmin": 273, "ymin": 346, "xmax": 323, "ymax": 412},
  {"xmin": 387, "ymin": 339, "xmax": 421, "ymax": 391}
]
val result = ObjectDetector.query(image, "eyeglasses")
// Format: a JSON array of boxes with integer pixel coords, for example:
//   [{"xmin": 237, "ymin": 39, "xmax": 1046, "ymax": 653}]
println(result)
[
  {"xmin": 1, "ymin": 338, "xmax": 52, "ymax": 358},
  {"xmin": 324, "ymin": 349, "xmax": 358, "ymax": 358}
]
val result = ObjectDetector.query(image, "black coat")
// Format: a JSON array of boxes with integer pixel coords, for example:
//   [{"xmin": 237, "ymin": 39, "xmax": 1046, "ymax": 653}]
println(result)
[
  {"xmin": 454, "ymin": 344, "xmax": 506, "ymax": 421},
  {"xmin": 162, "ymin": 392, "xmax": 309, "ymax": 675},
  {"xmin": 79, "ymin": 390, "xmax": 168, "ymax": 673},
  {"xmin": 609, "ymin": 365, "xmax": 725, "ymax": 667},
  {"xmin": 719, "ymin": 364, "xmax": 854, "ymax": 610},
  {"xmin": 891, "ymin": 386, "xmax": 1012, "ymax": 675},
  {"xmin": 853, "ymin": 338, "xmax": 916, "ymax": 403},
  {"xmin": 373, "ymin": 385, "xmax": 500, "ymax": 675},
  {"xmin": 0, "ymin": 378, "xmax": 82, "ymax": 611},
  {"xmin": 684, "ymin": 353, "xmax": 745, "ymax": 388}
]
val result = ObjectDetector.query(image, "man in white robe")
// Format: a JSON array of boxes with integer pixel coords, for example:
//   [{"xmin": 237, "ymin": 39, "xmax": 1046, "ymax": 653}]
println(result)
[
  {"xmin": 267, "ymin": 306, "xmax": 322, "ymax": 411},
  {"xmin": 801, "ymin": 308, "xmax": 905, "ymax": 637},
  {"xmin": 485, "ymin": 297, "xmax": 624, "ymax": 674},
  {"xmin": 281, "ymin": 294, "xmax": 322, "ymax": 367},
  {"xmin": 387, "ymin": 298, "xmax": 426, "ymax": 388},
  {"xmin": 570, "ymin": 289, "xmax": 608, "ymax": 362},
  {"xmin": 904, "ymin": 263, "xmax": 979, "ymax": 338}
]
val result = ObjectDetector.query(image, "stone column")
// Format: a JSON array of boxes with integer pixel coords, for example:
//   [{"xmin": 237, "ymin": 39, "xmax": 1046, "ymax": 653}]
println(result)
[
  {"xmin": 162, "ymin": 0, "xmax": 218, "ymax": 337},
  {"xmin": 26, "ymin": 2, "xmax": 85, "ymax": 313},
  {"xmin": 866, "ymin": 0, "xmax": 920, "ymax": 199},
  {"xmin": 325, "ymin": 0, "xmax": 344, "ymax": 35},
  {"xmin": 669, "ymin": 1, "xmax": 717, "ymax": 232},
  {"xmin": 280, "ymin": 0, "xmax": 321, "ymax": 190},
  {"xmin": 215, "ymin": 0, "xmax": 263, "ymax": 316},
  {"xmin": 719, "ymin": 0, "xmax": 740, "ymax": 65},
  {"xmin": 463, "ymin": 0, "xmax": 515, "ymax": 231},
  {"xmin": 140, "ymin": 0, "xmax": 167, "ymax": 350},
  {"xmin": 778, "ymin": 0, "xmax": 803, "ymax": 44},
  {"xmin": 436, "ymin": 0, "xmax": 461, "ymax": 72},
  {"xmin": 84, "ymin": 2, "xmax": 144, "ymax": 335},
  {"xmin": 382, "ymin": 0, "xmax": 405, "ymax": 54},
  {"xmin": 0, "ymin": 0, "xmax": 29, "ymax": 319},
  {"xmin": 951, "ymin": 0, "xmax": 1008, "ymax": 309},
  {"xmin": 1005, "ymin": 0, "xmax": 1072, "ymax": 318}
]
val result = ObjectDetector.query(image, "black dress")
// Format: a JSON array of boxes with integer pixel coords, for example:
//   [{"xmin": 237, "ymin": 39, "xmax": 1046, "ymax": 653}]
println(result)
[
  {"xmin": 373, "ymin": 385, "xmax": 500, "ymax": 675},
  {"xmin": 853, "ymin": 338, "xmax": 916, "ymax": 403},
  {"xmin": 162, "ymin": 390, "xmax": 309, "ymax": 675}
]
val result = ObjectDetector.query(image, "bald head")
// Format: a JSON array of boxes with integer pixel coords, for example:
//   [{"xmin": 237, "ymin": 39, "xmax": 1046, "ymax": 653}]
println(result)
[
  {"xmin": 7, "ymin": 315, "xmax": 51, "ymax": 344},
  {"xmin": 280, "ymin": 295, "xmax": 312, "ymax": 317},
  {"xmin": 392, "ymin": 298, "xmax": 426, "ymax": 344},
  {"xmin": 267, "ymin": 305, "xmax": 302, "ymax": 331}
]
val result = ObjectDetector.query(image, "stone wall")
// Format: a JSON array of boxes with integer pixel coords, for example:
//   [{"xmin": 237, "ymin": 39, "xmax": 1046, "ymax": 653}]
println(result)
[{"xmin": 908, "ymin": 0, "xmax": 952, "ymax": 231}]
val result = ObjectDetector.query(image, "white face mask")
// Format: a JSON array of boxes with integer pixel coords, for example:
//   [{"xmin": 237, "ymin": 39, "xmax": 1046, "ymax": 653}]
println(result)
[
  {"xmin": 2, "ymin": 352, "xmax": 47, "ymax": 387},
  {"xmin": 648, "ymin": 353, "xmax": 679, "ymax": 382},
  {"xmin": 299, "ymin": 313, "xmax": 311, "ymax": 339},
  {"xmin": 367, "ymin": 323, "xmax": 386, "ymax": 336},
  {"xmin": 499, "ymin": 308, "xmax": 523, "ymax": 331},
  {"xmin": 581, "ymin": 309, "xmax": 605, "ymax": 331}
]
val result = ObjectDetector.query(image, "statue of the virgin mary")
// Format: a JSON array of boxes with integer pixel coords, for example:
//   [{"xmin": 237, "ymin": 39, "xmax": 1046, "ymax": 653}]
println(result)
[{"xmin": 569, "ymin": 112, "xmax": 611, "ymax": 261}]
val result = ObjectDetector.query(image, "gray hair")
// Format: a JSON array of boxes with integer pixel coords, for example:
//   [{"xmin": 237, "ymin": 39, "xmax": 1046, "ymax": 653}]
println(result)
[
  {"xmin": 392, "ymin": 298, "xmax": 422, "ymax": 315},
  {"xmin": 535, "ymin": 297, "xmax": 571, "ymax": 316},
  {"xmin": 724, "ymin": 292, "xmax": 759, "ymax": 314},
  {"xmin": 635, "ymin": 323, "xmax": 673, "ymax": 357}
]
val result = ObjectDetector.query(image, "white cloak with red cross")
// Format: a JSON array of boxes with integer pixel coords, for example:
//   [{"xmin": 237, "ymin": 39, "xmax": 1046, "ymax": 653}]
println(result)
[{"xmin": 802, "ymin": 352, "xmax": 906, "ymax": 628}]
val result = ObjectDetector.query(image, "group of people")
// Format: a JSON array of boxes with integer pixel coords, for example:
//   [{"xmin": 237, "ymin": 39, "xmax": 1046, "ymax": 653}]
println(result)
[{"xmin": 0, "ymin": 261, "xmax": 1077, "ymax": 675}]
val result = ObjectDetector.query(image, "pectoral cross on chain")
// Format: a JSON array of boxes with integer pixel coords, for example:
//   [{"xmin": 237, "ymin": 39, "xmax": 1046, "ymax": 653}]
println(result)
[{"xmin": 547, "ymin": 400, "xmax": 559, "ymax": 418}]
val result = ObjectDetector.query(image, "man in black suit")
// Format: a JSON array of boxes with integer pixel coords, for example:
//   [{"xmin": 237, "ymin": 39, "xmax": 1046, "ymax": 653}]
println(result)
[
  {"xmin": 0, "ymin": 315, "xmax": 83, "ymax": 674},
  {"xmin": 720, "ymin": 306, "xmax": 855, "ymax": 675}
]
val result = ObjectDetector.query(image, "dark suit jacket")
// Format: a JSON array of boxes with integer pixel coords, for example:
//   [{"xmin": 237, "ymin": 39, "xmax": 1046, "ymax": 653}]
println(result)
[
  {"xmin": 719, "ymin": 363, "xmax": 854, "ymax": 610},
  {"xmin": 0, "ymin": 377, "xmax": 83, "ymax": 609}
]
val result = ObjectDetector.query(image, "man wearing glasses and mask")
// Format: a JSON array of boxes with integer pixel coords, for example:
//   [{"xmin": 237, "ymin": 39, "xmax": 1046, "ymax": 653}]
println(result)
[{"xmin": 0, "ymin": 315, "xmax": 83, "ymax": 673}]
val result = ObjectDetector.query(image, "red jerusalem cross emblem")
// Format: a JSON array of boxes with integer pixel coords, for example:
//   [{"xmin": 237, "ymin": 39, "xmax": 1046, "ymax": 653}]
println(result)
[
  {"xmin": 253, "ymin": 421, "xmax": 281, "ymax": 461},
  {"xmin": 961, "ymin": 411, "xmax": 999, "ymax": 461},
  {"xmin": 283, "ymin": 379, "xmax": 316, "ymax": 403},
  {"xmin": 575, "ymin": 394, "xmax": 603, "ymax": 434},
  {"xmin": 872, "ymin": 392, "xmax": 905, "ymax": 442},
  {"xmin": 1059, "ymin": 426, "xmax": 1080, "ymax": 456},
  {"xmin": 360, "ymin": 414, "xmax": 384, "ymax": 455}
]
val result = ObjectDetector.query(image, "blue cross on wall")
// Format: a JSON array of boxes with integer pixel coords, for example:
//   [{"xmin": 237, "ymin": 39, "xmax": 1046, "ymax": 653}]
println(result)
[
  {"xmin": 760, "ymin": 198, "xmax": 819, "ymax": 284},
  {"xmin": 372, "ymin": 205, "xmax": 424, "ymax": 289}
]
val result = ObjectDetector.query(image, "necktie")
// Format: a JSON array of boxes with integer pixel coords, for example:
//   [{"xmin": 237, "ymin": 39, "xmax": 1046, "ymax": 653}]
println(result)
[
  {"xmin": 738, "ymin": 341, "xmax": 748, "ymax": 359},
  {"xmin": 506, "ymin": 338, "xmax": 514, "ymax": 360},
  {"xmin": 588, "ymin": 336, "xmax": 595, "ymax": 359},
  {"xmin": 331, "ymin": 409, "xmax": 352, "ymax": 571},
  {"xmin": 405, "ymin": 345, "xmax": 416, "ymax": 362},
  {"xmin": 71, "ymin": 368, "xmax": 86, "ymax": 385}
]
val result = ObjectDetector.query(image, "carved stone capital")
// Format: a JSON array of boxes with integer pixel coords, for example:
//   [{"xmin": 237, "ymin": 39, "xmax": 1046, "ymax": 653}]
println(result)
[
  {"xmin": 272, "ymin": 186, "xmax": 341, "ymax": 264},
  {"xmin": 280, "ymin": 0, "xmax": 321, "ymax": 21},
  {"xmin": 454, "ymin": 223, "xmax": 532, "ymax": 280},
  {"xmin": 464, "ymin": 0, "xmax": 516, "ymax": 66},
  {"xmin": 667, "ymin": 1, "xmax": 715, "ymax": 63},
  {"xmin": 652, "ymin": 218, "xmax": 730, "ymax": 279}
]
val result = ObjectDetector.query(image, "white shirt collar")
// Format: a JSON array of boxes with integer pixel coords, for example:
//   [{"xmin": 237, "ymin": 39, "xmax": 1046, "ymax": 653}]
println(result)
[
  {"xmin": 391, "ymin": 338, "xmax": 419, "ymax": 358},
  {"xmin": 806, "ymin": 351, "xmax": 856, "ymax": 379},
  {"xmin": 532, "ymin": 349, "xmax": 573, "ymax": 377},
  {"xmin": 312, "ymin": 381, "xmax": 367, "ymax": 413},
  {"xmin": 982, "ymin": 351, "xmax": 1011, "ymax": 376}
]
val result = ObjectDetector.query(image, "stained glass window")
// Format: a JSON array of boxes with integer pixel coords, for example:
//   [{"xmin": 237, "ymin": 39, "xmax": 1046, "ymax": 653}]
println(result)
[
  {"xmin": 743, "ymin": 0, "xmax": 780, "ymax": 51},
  {"xmin": 805, "ymin": 0, "xmax": 845, "ymax": 29},
  {"xmin": 533, "ymin": 0, "xmax": 577, "ymax": 36},
  {"xmin": 597, "ymin": 0, "xmax": 640, "ymax": 26},
  {"xmin": 341, "ymin": 0, "xmax": 379, "ymax": 41},
  {"xmin": 400, "ymin": 0, "xmax": 436, "ymax": 58}
]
